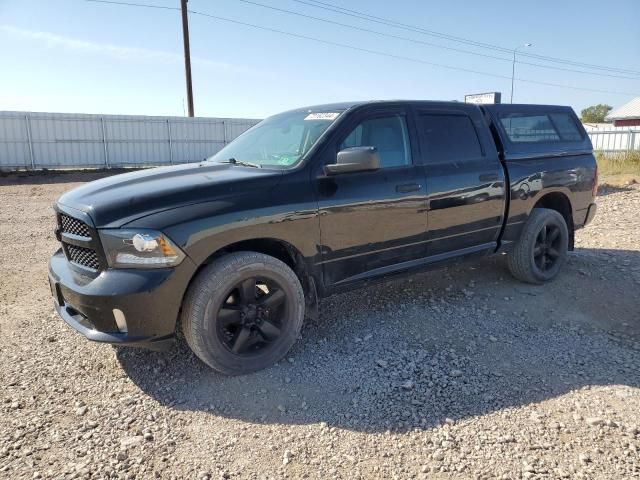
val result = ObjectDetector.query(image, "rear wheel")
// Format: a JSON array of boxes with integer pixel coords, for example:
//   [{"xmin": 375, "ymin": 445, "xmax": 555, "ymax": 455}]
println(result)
[
  {"xmin": 507, "ymin": 208, "xmax": 569, "ymax": 284},
  {"xmin": 181, "ymin": 252, "xmax": 305, "ymax": 375}
]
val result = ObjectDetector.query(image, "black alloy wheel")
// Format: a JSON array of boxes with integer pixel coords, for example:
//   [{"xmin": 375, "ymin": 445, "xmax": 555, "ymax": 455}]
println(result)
[
  {"xmin": 181, "ymin": 251, "xmax": 305, "ymax": 375},
  {"xmin": 216, "ymin": 277, "xmax": 288, "ymax": 356},
  {"xmin": 533, "ymin": 222, "xmax": 563, "ymax": 272},
  {"xmin": 507, "ymin": 208, "xmax": 569, "ymax": 284}
]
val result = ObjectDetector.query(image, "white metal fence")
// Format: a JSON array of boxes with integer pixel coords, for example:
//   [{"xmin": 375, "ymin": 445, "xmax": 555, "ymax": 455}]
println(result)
[
  {"xmin": 0, "ymin": 111, "xmax": 260, "ymax": 170},
  {"xmin": 2, "ymin": 112, "xmax": 638, "ymax": 171},
  {"xmin": 583, "ymin": 124, "xmax": 640, "ymax": 152},
  {"xmin": 587, "ymin": 129, "xmax": 639, "ymax": 152}
]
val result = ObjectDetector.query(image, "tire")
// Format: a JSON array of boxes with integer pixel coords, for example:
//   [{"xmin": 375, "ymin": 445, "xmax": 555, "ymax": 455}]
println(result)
[
  {"xmin": 181, "ymin": 251, "xmax": 305, "ymax": 375},
  {"xmin": 507, "ymin": 208, "xmax": 569, "ymax": 285}
]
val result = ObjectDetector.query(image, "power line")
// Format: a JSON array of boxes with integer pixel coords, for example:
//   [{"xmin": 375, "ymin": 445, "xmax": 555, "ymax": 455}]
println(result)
[
  {"xmin": 84, "ymin": 0, "xmax": 178, "ymax": 10},
  {"xmin": 85, "ymin": 0, "xmax": 640, "ymax": 77},
  {"xmin": 82, "ymin": 0, "xmax": 640, "ymax": 96},
  {"xmin": 295, "ymin": 0, "xmax": 640, "ymax": 76},
  {"xmin": 187, "ymin": 9, "xmax": 639, "ymax": 96},
  {"xmin": 292, "ymin": 0, "xmax": 521, "ymax": 54},
  {"xmin": 232, "ymin": 0, "xmax": 640, "ymax": 81},
  {"xmin": 293, "ymin": 0, "xmax": 640, "ymax": 76}
]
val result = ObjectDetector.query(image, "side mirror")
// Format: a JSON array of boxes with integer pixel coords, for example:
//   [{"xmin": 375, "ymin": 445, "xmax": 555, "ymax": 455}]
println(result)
[{"xmin": 325, "ymin": 146, "xmax": 380, "ymax": 175}]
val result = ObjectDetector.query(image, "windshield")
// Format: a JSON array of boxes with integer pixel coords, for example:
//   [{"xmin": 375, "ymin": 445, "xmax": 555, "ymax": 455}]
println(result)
[{"xmin": 208, "ymin": 110, "xmax": 343, "ymax": 168}]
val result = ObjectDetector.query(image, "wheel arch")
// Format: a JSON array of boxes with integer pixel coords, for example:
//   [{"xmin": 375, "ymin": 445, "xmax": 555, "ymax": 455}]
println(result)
[
  {"xmin": 532, "ymin": 191, "xmax": 575, "ymax": 250},
  {"xmin": 181, "ymin": 237, "xmax": 319, "ymax": 327}
]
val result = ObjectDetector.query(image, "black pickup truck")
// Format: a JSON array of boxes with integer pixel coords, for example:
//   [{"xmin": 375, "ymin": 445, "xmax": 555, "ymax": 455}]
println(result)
[{"xmin": 49, "ymin": 101, "xmax": 598, "ymax": 374}]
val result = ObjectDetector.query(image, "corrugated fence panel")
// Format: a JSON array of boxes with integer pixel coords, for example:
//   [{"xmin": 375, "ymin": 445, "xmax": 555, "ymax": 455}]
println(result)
[
  {"xmin": 105, "ymin": 117, "xmax": 172, "ymax": 166},
  {"xmin": 0, "ymin": 111, "xmax": 260, "ymax": 170},
  {"xmin": 170, "ymin": 119, "xmax": 226, "ymax": 164},
  {"xmin": 225, "ymin": 119, "xmax": 255, "ymax": 140},
  {"xmin": 0, "ymin": 115, "xmax": 30, "ymax": 169},
  {"xmin": 30, "ymin": 114, "xmax": 105, "ymax": 168}
]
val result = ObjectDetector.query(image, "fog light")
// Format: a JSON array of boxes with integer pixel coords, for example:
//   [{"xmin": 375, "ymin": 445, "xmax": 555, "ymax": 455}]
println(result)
[{"xmin": 112, "ymin": 309, "xmax": 128, "ymax": 333}]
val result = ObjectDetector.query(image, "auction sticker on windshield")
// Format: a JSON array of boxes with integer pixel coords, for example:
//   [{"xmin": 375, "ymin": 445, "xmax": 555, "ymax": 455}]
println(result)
[{"xmin": 304, "ymin": 112, "xmax": 340, "ymax": 121}]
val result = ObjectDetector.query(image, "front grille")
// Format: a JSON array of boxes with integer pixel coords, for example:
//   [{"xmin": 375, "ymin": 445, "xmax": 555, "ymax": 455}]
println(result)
[
  {"xmin": 60, "ymin": 214, "xmax": 91, "ymax": 238},
  {"xmin": 56, "ymin": 210, "xmax": 104, "ymax": 272},
  {"xmin": 66, "ymin": 244, "xmax": 101, "ymax": 270}
]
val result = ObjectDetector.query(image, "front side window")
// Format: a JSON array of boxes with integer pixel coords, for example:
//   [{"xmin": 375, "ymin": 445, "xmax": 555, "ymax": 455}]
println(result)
[
  {"xmin": 208, "ymin": 110, "xmax": 343, "ymax": 168},
  {"xmin": 340, "ymin": 115, "xmax": 411, "ymax": 168}
]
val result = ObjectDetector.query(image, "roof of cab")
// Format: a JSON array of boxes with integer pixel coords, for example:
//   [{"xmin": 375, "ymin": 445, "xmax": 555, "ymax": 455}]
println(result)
[
  {"xmin": 288, "ymin": 101, "xmax": 578, "ymax": 114},
  {"xmin": 284, "ymin": 99, "xmax": 466, "ymax": 113}
]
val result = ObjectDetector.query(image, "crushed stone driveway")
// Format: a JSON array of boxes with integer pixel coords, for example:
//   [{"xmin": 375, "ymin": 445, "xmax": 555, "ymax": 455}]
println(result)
[{"xmin": 1, "ymin": 172, "xmax": 639, "ymax": 480}]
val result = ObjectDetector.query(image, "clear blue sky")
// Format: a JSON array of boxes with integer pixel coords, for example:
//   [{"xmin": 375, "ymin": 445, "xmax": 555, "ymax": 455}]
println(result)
[{"xmin": 1, "ymin": 0, "xmax": 639, "ymax": 118}]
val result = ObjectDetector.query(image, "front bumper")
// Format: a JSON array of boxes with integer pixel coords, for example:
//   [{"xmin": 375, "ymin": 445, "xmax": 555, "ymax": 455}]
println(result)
[{"xmin": 48, "ymin": 249, "xmax": 197, "ymax": 350}]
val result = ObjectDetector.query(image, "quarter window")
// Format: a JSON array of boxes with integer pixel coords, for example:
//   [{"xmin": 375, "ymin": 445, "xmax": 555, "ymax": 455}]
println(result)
[
  {"xmin": 499, "ymin": 112, "xmax": 583, "ymax": 143},
  {"xmin": 418, "ymin": 114, "xmax": 482, "ymax": 163},
  {"xmin": 340, "ymin": 115, "xmax": 411, "ymax": 168},
  {"xmin": 549, "ymin": 113, "xmax": 583, "ymax": 141},
  {"xmin": 500, "ymin": 115, "xmax": 559, "ymax": 142}
]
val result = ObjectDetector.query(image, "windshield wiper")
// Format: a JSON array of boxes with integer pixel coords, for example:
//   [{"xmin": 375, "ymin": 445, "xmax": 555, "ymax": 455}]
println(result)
[{"xmin": 220, "ymin": 158, "xmax": 262, "ymax": 168}]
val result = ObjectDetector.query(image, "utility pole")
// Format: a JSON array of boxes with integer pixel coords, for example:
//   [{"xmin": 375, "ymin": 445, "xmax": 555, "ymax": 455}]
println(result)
[
  {"xmin": 510, "ymin": 43, "xmax": 532, "ymax": 104},
  {"xmin": 181, "ymin": 0, "xmax": 195, "ymax": 117}
]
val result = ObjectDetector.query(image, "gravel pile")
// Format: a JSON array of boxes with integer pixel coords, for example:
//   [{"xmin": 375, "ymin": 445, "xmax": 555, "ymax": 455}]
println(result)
[{"xmin": 1, "ymin": 172, "xmax": 638, "ymax": 479}]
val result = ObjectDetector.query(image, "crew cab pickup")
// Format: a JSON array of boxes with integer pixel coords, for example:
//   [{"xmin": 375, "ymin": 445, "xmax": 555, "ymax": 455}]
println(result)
[{"xmin": 48, "ymin": 101, "xmax": 598, "ymax": 374}]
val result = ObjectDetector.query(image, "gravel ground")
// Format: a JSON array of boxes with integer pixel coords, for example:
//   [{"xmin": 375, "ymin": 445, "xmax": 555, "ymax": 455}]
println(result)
[{"xmin": 1, "ymin": 171, "xmax": 639, "ymax": 480}]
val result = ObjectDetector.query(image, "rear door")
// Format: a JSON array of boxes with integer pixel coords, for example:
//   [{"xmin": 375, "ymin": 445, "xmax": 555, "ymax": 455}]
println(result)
[
  {"xmin": 314, "ymin": 105, "xmax": 428, "ymax": 287},
  {"xmin": 414, "ymin": 104, "xmax": 506, "ymax": 257}
]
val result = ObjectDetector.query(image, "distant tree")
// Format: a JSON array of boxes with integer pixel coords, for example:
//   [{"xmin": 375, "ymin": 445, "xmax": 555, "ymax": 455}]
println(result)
[{"xmin": 581, "ymin": 104, "xmax": 613, "ymax": 123}]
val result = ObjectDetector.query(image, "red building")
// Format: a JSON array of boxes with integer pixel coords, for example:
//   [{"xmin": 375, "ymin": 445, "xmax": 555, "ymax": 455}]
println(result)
[{"xmin": 605, "ymin": 97, "xmax": 640, "ymax": 127}]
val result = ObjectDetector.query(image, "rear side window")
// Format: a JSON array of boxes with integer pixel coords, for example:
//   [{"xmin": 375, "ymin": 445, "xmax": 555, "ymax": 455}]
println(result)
[
  {"xmin": 418, "ymin": 114, "xmax": 482, "ymax": 163},
  {"xmin": 500, "ymin": 112, "xmax": 582, "ymax": 143}
]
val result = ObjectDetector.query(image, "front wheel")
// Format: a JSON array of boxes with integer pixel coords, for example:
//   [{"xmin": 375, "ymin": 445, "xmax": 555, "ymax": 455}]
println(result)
[
  {"xmin": 507, "ymin": 208, "xmax": 569, "ymax": 284},
  {"xmin": 181, "ymin": 252, "xmax": 305, "ymax": 375}
]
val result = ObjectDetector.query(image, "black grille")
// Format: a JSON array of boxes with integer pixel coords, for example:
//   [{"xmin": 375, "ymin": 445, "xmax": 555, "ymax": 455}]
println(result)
[
  {"xmin": 60, "ymin": 214, "xmax": 91, "ymax": 238},
  {"xmin": 66, "ymin": 244, "xmax": 100, "ymax": 270}
]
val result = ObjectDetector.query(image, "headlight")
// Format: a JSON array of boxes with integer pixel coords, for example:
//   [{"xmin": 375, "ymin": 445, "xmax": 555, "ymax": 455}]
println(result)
[{"xmin": 99, "ymin": 229, "xmax": 186, "ymax": 269}]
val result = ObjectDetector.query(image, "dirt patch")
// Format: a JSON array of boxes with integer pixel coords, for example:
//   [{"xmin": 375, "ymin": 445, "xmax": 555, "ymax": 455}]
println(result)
[{"xmin": 600, "ymin": 173, "xmax": 639, "ymax": 188}]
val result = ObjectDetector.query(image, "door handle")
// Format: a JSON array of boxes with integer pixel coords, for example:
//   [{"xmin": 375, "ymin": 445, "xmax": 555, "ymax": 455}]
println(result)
[
  {"xmin": 396, "ymin": 183, "xmax": 422, "ymax": 193},
  {"xmin": 479, "ymin": 173, "xmax": 499, "ymax": 182}
]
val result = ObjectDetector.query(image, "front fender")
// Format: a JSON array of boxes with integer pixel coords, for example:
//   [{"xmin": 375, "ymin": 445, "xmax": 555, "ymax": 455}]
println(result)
[{"xmin": 125, "ymin": 172, "xmax": 321, "ymax": 269}]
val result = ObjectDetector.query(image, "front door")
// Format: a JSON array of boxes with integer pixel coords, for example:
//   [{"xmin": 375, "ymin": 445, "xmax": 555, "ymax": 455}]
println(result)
[{"xmin": 314, "ymin": 106, "xmax": 428, "ymax": 287}]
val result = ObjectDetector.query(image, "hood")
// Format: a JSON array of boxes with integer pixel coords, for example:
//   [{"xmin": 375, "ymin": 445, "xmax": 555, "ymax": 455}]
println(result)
[{"xmin": 57, "ymin": 162, "xmax": 282, "ymax": 227}]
